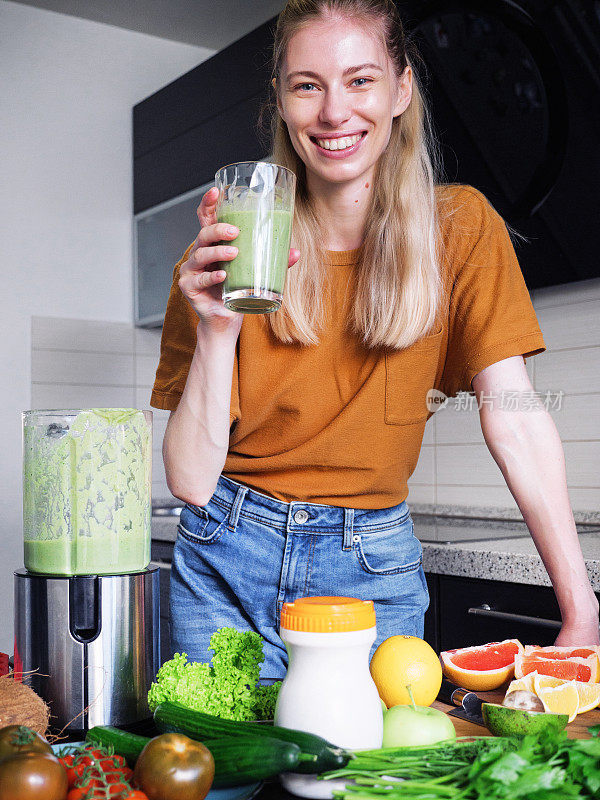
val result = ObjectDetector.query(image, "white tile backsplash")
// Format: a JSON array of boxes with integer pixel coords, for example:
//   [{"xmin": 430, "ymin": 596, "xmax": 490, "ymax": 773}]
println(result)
[
  {"xmin": 31, "ymin": 316, "xmax": 170, "ymax": 500},
  {"xmin": 153, "ymin": 482, "xmax": 175, "ymax": 502},
  {"xmin": 563, "ymin": 442, "xmax": 600, "ymax": 487},
  {"xmin": 422, "ymin": 416, "xmax": 434, "ymax": 446},
  {"xmin": 134, "ymin": 327, "xmax": 162, "ymax": 356},
  {"xmin": 437, "ymin": 443, "xmax": 505, "ymax": 486},
  {"xmin": 32, "ymin": 350, "xmax": 134, "ymax": 386},
  {"xmin": 435, "ymin": 404, "xmax": 484, "ymax": 445},
  {"xmin": 436, "ymin": 483, "xmax": 519, "ymax": 509},
  {"xmin": 535, "ymin": 301, "xmax": 600, "ymax": 351},
  {"xmin": 135, "ymin": 386, "xmax": 153, "ymax": 409},
  {"xmin": 535, "ymin": 348, "xmax": 600, "ymax": 396},
  {"xmin": 405, "ymin": 482, "xmax": 435, "ymax": 505},
  {"xmin": 31, "ymin": 383, "xmax": 135, "ymax": 409},
  {"xmin": 567, "ymin": 487, "xmax": 600, "ymax": 512},
  {"xmin": 533, "ymin": 278, "xmax": 600, "ymax": 309},
  {"xmin": 548, "ymin": 394, "xmax": 600, "ymax": 441},
  {"xmin": 152, "ymin": 454, "xmax": 167, "ymax": 485},
  {"xmin": 135, "ymin": 354, "xmax": 160, "ymax": 387},
  {"xmin": 152, "ymin": 413, "xmax": 169, "ymax": 442},
  {"xmin": 409, "ymin": 444, "xmax": 435, "ymax": 485},
  {"xmin": 32, "ymin": 316, "xmax": 134, "ymax": 353}
]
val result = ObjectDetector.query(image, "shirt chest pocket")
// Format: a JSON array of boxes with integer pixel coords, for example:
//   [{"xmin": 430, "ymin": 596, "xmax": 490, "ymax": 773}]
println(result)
[{"xmin": 384, "ymin": 326, "xmax": 444, "ymax": 425}]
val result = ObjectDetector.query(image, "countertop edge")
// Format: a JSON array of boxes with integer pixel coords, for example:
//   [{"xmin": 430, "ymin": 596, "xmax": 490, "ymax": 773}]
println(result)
[{"xmin": 422, "ymin": 541, "xmax": 600, "ymax": 592}]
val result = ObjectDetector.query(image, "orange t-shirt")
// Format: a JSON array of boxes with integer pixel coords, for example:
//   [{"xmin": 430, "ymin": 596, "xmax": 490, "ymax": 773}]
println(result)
[{"xmin": 151, "ymin": 184, "xmax": 545, "ymax": 508}]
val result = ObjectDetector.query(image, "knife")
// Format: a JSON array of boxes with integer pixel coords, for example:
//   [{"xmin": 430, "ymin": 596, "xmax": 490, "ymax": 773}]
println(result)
[{"xmin": 436, "ymin": 678, "xmax": 486, "ymax": 727}]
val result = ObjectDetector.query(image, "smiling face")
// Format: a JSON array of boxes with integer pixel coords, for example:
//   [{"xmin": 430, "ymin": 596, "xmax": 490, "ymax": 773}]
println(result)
[{"xmin": 277, "ymin": 15, "xmax": 412, "ymax": 193}]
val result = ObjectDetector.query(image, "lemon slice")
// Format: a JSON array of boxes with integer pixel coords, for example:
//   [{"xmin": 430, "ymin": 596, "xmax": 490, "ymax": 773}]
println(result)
[
  {"xmin": 506, "ymin": 672, "xmax": 537, "ymax": 696},
  {"xmin": 533, "ymin": 673, "xmax": 568, "ymax": 694},
  {"xmin": 533, "ymin": 674, "xmax": 600, "ymax": 714},
  {"xmin": 573, "ymin": 682, "xmax": 600, "ymax": 714},
  {"xmin": 536, "ymin": 682, "xmax": 579, "ymax": 722}
]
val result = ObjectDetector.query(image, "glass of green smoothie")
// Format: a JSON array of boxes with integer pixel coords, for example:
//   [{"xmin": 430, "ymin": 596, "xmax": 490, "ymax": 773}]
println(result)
[{"xmin": 216, "ymin": 161, "xmax": 296, "ymax": 313}]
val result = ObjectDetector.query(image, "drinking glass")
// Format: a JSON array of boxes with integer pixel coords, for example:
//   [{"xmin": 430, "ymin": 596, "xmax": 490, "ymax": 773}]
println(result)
[{"xmin": 216, "ymin": 161, "xmax": 296, "ymax": 313}]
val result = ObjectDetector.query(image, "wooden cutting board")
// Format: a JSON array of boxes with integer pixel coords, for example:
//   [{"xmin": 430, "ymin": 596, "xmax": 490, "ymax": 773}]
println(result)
[{"xmin": 433, "ymin": 687, "xmax": 600, "ymax": 739}]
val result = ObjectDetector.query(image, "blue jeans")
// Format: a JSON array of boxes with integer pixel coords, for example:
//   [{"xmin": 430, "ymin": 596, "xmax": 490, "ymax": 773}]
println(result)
[{"xmin": 170, "ymin": 475, "xmax": 429, "ymax": 679}]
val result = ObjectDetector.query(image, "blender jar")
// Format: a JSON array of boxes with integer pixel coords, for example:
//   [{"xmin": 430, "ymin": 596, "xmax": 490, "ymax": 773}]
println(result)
[{"xmin": 23, "ymin": 408, "xmax": 152, "ymax": 575}]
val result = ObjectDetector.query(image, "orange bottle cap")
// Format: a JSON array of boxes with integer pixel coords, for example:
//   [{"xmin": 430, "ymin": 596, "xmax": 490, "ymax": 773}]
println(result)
[{"xmin": 280, "ymin": 596, "xmax": 376, "ymax": 633}]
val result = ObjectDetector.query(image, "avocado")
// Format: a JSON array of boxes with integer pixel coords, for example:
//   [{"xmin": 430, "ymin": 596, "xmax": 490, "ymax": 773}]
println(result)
[{"xmin": 482, "ymin": 702, "xmax": 568, "ymax": 738}]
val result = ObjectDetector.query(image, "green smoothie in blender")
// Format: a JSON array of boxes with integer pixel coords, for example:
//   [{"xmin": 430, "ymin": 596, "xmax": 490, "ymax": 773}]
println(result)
[{"xmin": 23, "ymin": 408, "xmax": 151, "ymax": 575}]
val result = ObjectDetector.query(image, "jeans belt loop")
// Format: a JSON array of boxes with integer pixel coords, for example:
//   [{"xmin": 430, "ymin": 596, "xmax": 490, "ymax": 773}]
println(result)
[
  {"xmin": 342, "ymin": 507, "xmax": 355, "ymax": 551},
  {"xmin": 228, "ymin": 484, "xmax": 248, "ymax": 532}
]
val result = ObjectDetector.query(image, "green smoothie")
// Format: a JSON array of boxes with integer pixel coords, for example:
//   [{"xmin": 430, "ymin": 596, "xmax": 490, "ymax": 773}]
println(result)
[
  {"xmin": 23, "ymin": 408, "xmax": 151, "ymax": 575},
  {"xmin": 218, "ymin": 207, "xmax": 293, "ymax": 312}
]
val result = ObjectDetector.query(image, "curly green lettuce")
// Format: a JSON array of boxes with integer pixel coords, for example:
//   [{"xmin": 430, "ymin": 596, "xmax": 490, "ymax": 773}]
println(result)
[{"xmin": 148, "ymin": 627, "xmax": 281, "ymax": 720}]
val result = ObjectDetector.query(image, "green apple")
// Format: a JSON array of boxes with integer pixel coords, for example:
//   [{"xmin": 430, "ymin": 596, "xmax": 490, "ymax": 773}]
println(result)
[
  {"xmin": 380, "ymin": 698, "xmax": 387, "ymax": 715},
  {"xmin": 382, "ymin": 704, "xmax": 456, "ymax": 747}
]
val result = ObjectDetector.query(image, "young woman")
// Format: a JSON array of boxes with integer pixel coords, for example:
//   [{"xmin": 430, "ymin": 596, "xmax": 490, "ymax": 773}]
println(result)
[{"xmin": 151, "ymin": 0, "xmax": 599, "ymax": 677}]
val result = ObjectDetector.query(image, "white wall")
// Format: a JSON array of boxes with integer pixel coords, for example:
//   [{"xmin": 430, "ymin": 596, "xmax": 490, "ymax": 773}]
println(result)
[{"xmin": 0, "ymin": 0, "xmax": 213, "ymax": 654}]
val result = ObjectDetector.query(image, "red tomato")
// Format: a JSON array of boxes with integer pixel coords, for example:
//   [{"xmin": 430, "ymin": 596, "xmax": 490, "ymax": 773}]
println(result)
[
  {"xmin": 0, "ymin": 725, "xmax": 53, "ymax": 763},
  {"xmin": 134, "ymin": 733, "xmax": 214, "ymax": 800},
  {"xmin": 0, "ymin": 751, "xmax": 68, "ymax": 800}
]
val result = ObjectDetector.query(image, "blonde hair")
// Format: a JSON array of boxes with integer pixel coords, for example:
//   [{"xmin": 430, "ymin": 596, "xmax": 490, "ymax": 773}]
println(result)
[{"xmin": 267, "ymin": 0, "xmax": 443, "ymax": 349}]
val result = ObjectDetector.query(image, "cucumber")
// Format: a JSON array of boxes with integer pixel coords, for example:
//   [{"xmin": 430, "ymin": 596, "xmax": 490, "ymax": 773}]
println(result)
[
  {"xmin": 203, "ymin": 737, "xmax": 302, "ymax": 787},
  {"xmin": 154, "ymin": 701, "xmax": 350, "ymax": 774},
  {"xmin": 86, "ymin": 726, "xmax": 149, "ymax": 765},
  {"xmin": 86, "ymin": 726, "xmax": 303, "ymax": 787}
]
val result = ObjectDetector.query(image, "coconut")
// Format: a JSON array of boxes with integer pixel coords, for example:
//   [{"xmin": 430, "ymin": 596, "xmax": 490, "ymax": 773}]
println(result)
[{"xmin": 0, "ymin": 675, "xmax": 49, "ymax": 735}]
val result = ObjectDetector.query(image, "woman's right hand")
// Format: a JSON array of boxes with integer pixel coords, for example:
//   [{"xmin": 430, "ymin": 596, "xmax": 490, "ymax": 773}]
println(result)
[{"xmin": 178, "ymin": 186, "xmax": 242, "ymax": 334}]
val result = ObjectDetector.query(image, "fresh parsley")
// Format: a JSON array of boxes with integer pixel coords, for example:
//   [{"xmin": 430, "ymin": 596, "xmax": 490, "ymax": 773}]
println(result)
[{"xmin": 324, "ymin": 727, "xmax": 600, "ymax": 799}]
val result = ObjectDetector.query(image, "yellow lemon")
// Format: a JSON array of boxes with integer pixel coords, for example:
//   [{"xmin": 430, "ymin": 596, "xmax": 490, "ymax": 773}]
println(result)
[
  {"xmin": 505, "ymin": 672, "xmax": 537, "ymax": 696},
  {"xmin": 369, "ymin": 635, "xmax": 442, "ymax": 707},
  {"xmin": 533, "ymin": 673, "xmax": 567, "ymax": 694},
  {"xmin": 536, "ymin": 682, "xmax": 579, "ymax": 723},
  {"xmin": 573, "ymin": 682, "xmax": 600, "ymax": 714},
  {"xmin": 532, "ymin": 673, "xmax": 600, "ymax": 714}
]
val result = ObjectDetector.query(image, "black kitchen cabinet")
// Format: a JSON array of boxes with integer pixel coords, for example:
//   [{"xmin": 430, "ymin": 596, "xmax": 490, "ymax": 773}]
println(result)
[
  {"xmin": 432, "ymin": 573, "xmax": 600, "ymax": 650},
  {"xmin": 133, "ymin": 19, "xmax": 276, "ymax": 213},
  {"xmin": 423, "ymin": 572, "xmax": 440, "ymax": 652}
]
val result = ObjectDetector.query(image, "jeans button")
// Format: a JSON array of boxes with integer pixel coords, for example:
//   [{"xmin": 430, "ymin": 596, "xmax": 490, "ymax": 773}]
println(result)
[{"xmin": 294, "ymin": 509, "xmax": 309, "ymax": 524}]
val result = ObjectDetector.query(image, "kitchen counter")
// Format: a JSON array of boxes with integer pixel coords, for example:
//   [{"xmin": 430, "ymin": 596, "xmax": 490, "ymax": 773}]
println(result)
[
  {"xmin": 414, "ymin": 516, "xmax": 600, "ymax": 592},
  {"xmin": 151, "ymin": 510, "xmax": 600, "ymax": 591}
]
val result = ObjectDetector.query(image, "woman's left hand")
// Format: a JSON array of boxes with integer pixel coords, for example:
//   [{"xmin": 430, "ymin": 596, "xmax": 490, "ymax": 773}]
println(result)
[{"xmin": 554, "ymin": 617, "xmax": 600, "ymax": 646}]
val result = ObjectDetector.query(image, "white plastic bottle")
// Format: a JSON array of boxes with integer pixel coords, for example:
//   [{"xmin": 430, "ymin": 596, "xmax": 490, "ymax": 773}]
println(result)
[{"xmin": 274, "ymin": 596, "xmax": 383, "ymax": 798}]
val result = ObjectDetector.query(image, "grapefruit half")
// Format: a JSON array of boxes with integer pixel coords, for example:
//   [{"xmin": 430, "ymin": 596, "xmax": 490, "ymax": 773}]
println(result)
[{"xmin": 440, "ymin": 639, "xmax": 523, "ymax": 691}]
